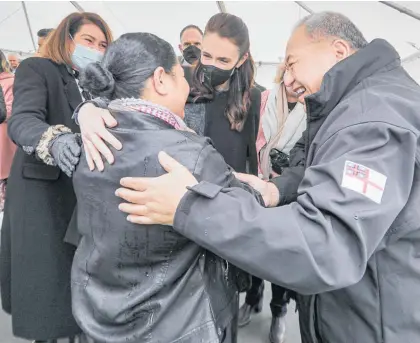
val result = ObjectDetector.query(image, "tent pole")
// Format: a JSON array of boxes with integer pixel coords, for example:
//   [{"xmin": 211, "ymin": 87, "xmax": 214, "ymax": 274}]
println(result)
[
  {"xmin": 216, "ymin": 1, "xmax": 227, "ymax": 13},
  {"xmin": 295, "ymin": 1, "xmax": 314, "ymax": 14},
  {"xmin": 71, "ymin": 1, "xmax": 84, "ymax": 12},
  {"xmin": 379, "ymin": 1, "xmax": 420, "ymax": 22},
  {"xmin": 21, "ymin": 2, "xmax": 36, "ymax": 51},
  {"xmin": 402, "ymin": 51, "xmax": 420, "ymax": 64}
]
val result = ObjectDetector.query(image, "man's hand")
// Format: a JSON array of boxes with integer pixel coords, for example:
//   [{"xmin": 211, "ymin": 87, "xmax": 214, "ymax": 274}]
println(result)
[
  {"xmin": 234, "ymin": 173, "xmax": 280, "ymax": 207},
  {"xmin": 116, "ymin": 151, "xmax": 198, "ymax": 225}
]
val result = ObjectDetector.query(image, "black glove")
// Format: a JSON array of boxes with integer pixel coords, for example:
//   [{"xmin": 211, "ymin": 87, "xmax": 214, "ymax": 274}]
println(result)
[
  {"xmin": 49, "ymin": 133, "xmax": 82, "ymax": 177},
  {"xmin": 270, "ymin": 148, "xmax": 290, "ymax": 175}
]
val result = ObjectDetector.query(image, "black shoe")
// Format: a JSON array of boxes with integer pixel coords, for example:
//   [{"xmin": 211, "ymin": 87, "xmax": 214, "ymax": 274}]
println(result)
[
  {"xmin": 238, "ymin": 294, "xmax": 264, "ymax": 327},
  {"xmin": 269, "ymin": 315, "xmax": 286, "ymax": 343}
]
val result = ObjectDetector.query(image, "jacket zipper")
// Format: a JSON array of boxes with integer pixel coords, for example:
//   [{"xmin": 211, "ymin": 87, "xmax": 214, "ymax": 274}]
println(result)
[{"xmin": 304, "ymin": 98, "xmax": 311, "ymax": 169}]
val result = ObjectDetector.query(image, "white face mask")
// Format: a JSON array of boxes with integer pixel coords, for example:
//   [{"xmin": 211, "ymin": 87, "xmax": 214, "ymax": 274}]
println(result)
[{"xmin": 70, "ymin": 35, "xmax": 104, "ymax": 70}]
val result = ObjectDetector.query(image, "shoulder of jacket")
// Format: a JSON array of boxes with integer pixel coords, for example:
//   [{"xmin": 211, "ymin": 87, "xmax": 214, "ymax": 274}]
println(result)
[
  {"xmin": 250, "ymin": 86, "xmax": 262, "ymax": 100},
  {"xmin": 20, "ymin": 57, "xmax": 60, "ymax": 74}
]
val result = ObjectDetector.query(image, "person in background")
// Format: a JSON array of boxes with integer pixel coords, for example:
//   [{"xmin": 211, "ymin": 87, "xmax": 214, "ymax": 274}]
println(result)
[
  {"xmin": 37, "ymin": 28, "xmax": 54, "ymax": 52},
  {"xmin": 179, "ymin": 24, "xmax": 203, "ymax": 66},
  {"xmin": 238, "ymin": 63, "xmax": 306, "ymax": 343},
  {"xmin": 114, "ymin": 11, "xmax": 420, "ymax": 343},
  {"xmin": 71, "ymin": 31, "xmax": 262, "ymax": 343},
  {"xmin": 0, "ymin": 12, "xmax": 112, "ymax": 343},
  {"xmin": 7, "ymin": 54, "xmax": 20, "ymax": 73},
  {"xmin": 0, "ymin": 50, "xmax": 15, "ymax": 212}
]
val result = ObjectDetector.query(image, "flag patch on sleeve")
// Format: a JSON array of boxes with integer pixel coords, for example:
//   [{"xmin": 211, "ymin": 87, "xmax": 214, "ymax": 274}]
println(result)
[{"xmin": 341, "ymin": 161, "xmax": 387, "ymax": 204}]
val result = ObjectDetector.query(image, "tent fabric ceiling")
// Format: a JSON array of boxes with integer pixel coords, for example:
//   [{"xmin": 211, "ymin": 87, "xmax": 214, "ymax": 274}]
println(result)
[
  {"xmin": 1, "ymin": 1, "xmax": 420, "ymax": 87},
  {"xmin": 1, "ymin": 1, "xmax": 420, "ymax": 60}
]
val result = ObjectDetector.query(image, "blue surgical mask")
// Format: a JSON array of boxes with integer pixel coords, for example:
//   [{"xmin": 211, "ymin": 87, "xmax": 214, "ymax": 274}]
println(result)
[{"xmin": 71, "ymin": 43, "xmax": 104, "ymax": 70}]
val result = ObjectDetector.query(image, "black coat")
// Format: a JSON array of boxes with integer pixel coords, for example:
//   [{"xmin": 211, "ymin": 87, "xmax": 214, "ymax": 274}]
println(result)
[
  {"xmin": 72, "ymin": 107, "xmax": 259, "ymax": 342},
  {"xmin": 0, "ymin": 57, "xmax": 82, "ymax": 340}
]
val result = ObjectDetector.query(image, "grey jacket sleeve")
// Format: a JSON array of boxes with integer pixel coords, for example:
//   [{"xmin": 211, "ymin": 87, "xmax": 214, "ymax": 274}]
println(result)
[
  {"xmin": 270, "ymin": 133, "xmax": 306, "ymax": 205},
  {"xmin": 174, "ymin": 122, "xmax": 417, "ymax": 295}
]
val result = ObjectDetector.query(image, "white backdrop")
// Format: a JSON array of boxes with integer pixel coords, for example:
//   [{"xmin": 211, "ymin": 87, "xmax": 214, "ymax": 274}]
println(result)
[{"xmin": 1, "ymin": 1, "xmax": 420, "ymax": 87}]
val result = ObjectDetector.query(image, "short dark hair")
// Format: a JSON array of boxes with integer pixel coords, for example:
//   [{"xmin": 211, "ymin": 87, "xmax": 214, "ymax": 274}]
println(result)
[
  {"xmin": 37, "ymin": 28, "xmax": 54, "ymax": 38},
  {"xmin": 81, "ymin": 32, "xmax": 178, "ymax": 99},
  {"xmin": 179, "ymin": 25, "xmax": 203, "ymax": 40}
]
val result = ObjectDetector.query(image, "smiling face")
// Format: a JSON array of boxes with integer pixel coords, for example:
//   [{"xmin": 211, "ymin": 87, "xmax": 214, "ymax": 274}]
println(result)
[
  {"xmin": 71, "ymin": 22, "xmax": 108, "ymax": 54},
  {"xmin": 283, "ymin": 25, "xmax": 353, "ymax": 108}
]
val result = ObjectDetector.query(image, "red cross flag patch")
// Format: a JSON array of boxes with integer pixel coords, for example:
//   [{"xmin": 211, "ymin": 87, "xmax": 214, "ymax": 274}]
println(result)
[{"xmin": 341, "ymin": 161, "xmax": 387, "ymax": 204}]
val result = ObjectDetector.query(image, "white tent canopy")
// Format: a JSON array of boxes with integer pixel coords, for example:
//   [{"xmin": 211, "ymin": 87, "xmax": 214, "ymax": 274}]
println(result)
[{"xmin": 1, "ymin": 1, "xmax": 420, "ymax": 87}]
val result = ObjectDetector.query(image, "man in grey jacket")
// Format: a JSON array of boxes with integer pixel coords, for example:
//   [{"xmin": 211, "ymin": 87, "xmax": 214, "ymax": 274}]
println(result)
[{"xmin": 115, "ymin": 12, "xmax": 420, "ymax": 343}]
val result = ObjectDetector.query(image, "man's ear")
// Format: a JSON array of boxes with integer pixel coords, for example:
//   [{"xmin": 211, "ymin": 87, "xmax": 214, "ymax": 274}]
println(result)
[
  {"xmin": 236, "ymin": 52, "xmax": 249, "ymax": 68},
  {"xmin": 152, "ymin": 67, "xmax": 169, "ymax": 96},
  {"xmin": 333, "ymin": 39, "xmax": 352, "ymax": 62},
  {"xmin": 178, "ymin": 44, "xmax": 183, "ymax": 54}
]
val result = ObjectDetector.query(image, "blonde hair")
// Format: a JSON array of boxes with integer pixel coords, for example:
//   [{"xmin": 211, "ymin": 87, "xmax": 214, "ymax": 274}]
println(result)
[
  {"xmin": 274, "ymin": 63, "xmax": 286, "ymax": 84},
  {"xmin": 0, "ymin": 50, "xmax": 11, "ymax": 73},
  {"xmin": 40, "ymin": 12, "xmax": 113, "ymax": 66}
]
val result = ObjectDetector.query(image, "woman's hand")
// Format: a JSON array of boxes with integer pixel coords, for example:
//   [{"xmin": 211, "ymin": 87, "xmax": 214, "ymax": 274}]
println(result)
[
  {"xmin": 233, "ymin": 172, "xmax": 280, "ymax": 207},
  {"xmin": 78, "ymin": 103, "xmax": 122, "ymax": 171}
]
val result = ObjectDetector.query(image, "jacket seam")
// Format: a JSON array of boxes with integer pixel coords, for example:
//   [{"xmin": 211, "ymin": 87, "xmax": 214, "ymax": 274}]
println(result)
[{"xmin": 316, "ymin": 120, "xmax": 418, "ymax": 155}]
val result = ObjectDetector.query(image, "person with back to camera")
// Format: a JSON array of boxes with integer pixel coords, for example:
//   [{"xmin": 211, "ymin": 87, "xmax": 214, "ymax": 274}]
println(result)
[{"xmin": 71, "ymin": 32, "xmax": 263, "ymax": 343}]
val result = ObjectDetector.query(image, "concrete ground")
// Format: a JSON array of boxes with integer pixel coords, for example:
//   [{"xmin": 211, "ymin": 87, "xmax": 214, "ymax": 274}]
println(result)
[{"xmin": 0, "ymin": 281, "xmax": 301, "ymax": 343}]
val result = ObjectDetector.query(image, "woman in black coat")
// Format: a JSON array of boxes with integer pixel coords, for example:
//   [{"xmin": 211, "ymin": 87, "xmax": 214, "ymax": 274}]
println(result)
[{"xmin": 0, "ymin": 12, "xmax": 112, "ymax": 342}]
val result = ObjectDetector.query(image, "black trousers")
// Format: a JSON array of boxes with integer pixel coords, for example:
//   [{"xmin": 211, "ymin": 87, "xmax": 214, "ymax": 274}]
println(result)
[{"xmin": 245, "ymin": 276, "xmax": 290, "ymax": 317}]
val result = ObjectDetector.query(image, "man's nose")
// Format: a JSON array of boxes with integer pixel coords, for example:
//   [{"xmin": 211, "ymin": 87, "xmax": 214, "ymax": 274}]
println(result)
[{"xmin": 283, "ymin": 70, "xmax": 294, "ymax": 88}]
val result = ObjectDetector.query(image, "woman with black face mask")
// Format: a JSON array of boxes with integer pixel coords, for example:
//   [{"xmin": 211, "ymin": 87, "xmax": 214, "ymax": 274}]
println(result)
[
  {"xmin": 184, "ymin": 13, "xmax": 261, "ymax": 175},
  {"xmin": 73, "ymin": 12, "xmax": 261, "ymax": 181}
]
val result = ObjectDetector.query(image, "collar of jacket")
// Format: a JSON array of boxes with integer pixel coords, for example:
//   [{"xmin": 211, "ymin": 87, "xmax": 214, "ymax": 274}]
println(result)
[{"xmin": 305, "ymin": 38, "xmax": 400, "ymax": 119}]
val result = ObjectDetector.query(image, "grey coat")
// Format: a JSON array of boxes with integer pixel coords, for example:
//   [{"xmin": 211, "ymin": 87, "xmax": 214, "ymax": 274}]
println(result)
[{"xmin": 171, "ymin": 39, "xmax": 420, "ymax": 343}]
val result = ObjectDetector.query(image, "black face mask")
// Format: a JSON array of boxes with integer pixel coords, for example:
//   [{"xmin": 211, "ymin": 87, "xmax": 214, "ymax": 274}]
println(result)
[
  {"xmin": 202, "ymin": 64, "xmax": 235, "ymax": 89},
  {"xmin": 182, "ymin": 45, "xmax": 201, "ymax": 65}
]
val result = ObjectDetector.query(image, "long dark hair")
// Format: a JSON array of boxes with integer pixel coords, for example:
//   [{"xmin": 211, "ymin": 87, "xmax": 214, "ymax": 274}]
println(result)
[
  {"xmin": 192, "ymin": 13, "xmax": 255, "ymax": 132},
  {"xmin": 80, "ymin": 32, "xmax": 178, "ymax": 99}
]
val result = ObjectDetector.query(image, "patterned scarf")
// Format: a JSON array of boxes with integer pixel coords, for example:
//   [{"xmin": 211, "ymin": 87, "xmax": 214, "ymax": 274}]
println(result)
[{"xmin": 108, "ymin": 98, "xmax": 193, "ymax": 132}]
